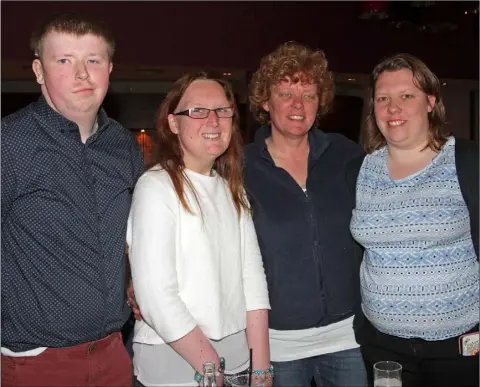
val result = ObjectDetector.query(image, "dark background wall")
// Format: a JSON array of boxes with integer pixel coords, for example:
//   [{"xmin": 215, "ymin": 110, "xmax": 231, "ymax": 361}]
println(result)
[
  {"xmin": 0, "ymin": 91, "xmax": 365, "ymax": 143},
  {"xmin": 1, "ymin": 1, "xmax": 477, "ymax": 145},
  {"xmin": 2, "ymin": 1, "xmax": 478, "ymax": 79}
]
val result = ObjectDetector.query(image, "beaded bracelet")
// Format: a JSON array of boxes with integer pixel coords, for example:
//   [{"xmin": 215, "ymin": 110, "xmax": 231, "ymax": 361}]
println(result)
[
  {"xmin": 252, "ymin": 365, "xmax": 274, "ymax": 378},
  {"xmin": 194, "ymin": 357, "xmax": 226, "ymax": 383}
]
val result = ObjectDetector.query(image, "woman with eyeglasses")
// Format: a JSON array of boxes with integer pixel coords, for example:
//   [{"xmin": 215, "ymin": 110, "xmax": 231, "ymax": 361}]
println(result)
[{"xmin": 126, "ymin": 73, "xmax": 271, "ymax": 386}]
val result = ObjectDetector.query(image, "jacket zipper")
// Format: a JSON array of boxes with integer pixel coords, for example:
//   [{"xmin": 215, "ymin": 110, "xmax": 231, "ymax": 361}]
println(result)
[{"xmin": 304, "ymin": 188, "xmax": 326, "ymax": 319}]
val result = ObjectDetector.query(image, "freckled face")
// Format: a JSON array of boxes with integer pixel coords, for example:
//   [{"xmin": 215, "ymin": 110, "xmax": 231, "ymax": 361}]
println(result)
[{"xmin": 263, "ymin": 74, "xmax": 319, "ymax": 139}]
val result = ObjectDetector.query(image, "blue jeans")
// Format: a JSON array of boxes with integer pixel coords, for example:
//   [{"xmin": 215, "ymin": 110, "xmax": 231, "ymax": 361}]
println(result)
[
  {"xmin": 272, "ymin": 347, "xmax": 367, "ymax": 387},
  {"xmin": 134, "ymin": 369, "xmax": 250, "ymax": 386}
]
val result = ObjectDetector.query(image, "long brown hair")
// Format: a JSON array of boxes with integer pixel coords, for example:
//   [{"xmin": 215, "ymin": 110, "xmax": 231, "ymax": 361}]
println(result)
[
  {"xmin": 361, "ymin": 53, "xmax": 448, "ymax": 153},
  {"xmin": 154, "ymin": 72, "xmax": 249, "ymax": 216}
]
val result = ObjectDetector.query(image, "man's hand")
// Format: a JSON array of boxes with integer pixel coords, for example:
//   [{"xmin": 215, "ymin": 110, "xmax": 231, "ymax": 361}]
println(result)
[{"xmin": 127, "ymin": 280, "xmax": 143, "ymax": 321}]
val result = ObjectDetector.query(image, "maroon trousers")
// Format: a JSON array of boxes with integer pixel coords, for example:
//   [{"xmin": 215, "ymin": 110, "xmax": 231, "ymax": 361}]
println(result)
[{"xmin": 1, "ymin": 332, "xmax": 132, "ymax": 387}]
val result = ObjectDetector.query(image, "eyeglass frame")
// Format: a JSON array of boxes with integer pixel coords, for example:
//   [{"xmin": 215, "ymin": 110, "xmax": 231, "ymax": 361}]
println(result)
[{"xmin": 173, "ymin": 106, "xmax": 235, "ymax": 119}]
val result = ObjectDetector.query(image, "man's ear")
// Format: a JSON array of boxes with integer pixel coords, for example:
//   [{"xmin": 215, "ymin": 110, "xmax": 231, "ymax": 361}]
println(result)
[
  {"xmin": 32, "ymin": 59, "xmax": 45, "ymax": 85},
  {"xmin": 109, "ymin": 62, "xmax": 113, "ymax": 74}
]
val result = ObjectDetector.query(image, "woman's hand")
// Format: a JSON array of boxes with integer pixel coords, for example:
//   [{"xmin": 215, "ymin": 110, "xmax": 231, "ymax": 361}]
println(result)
[
  {"xmin": 126, "ymin": 279, "xmax": 143, "ymax": 321},
  {"xmin": 216, "ymin": 372, "xmax": 224, "ymax": 387},
  {"xmin": 251, "ymin": 371, "xmax": 272, "ymax": 387}
]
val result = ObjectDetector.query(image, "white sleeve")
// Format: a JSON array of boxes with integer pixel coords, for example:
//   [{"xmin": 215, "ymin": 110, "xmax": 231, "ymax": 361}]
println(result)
[
  {"xmin": 128, "ymin": 172, "xmax": 197, "ymax": 343},
  {"xmin": 241, "ymin": 210, "xmax": 271, "ymax": 311}
]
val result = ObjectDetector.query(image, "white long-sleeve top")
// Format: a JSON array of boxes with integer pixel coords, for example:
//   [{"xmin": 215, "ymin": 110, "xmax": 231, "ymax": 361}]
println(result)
[{"xmin": 126, "ymin": 166, "xmax": 270, "ymax": 345}]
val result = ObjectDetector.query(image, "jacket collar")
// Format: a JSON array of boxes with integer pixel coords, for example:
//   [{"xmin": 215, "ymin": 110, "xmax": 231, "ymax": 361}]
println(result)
[{"xmin": 253, "ymin": 124, "xmax": 331, "ymax": 162}]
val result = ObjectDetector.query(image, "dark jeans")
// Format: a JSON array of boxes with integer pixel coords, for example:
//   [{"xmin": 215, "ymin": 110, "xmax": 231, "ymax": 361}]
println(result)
[
  {"xmin": 357, "ymin": 316, "xmax": 479, "ymax": 387},
  {"xmin": 271, "ymin": 347, "xmax": 367, "ymax": 387},
  {"xmin": 134, "ymin": 369, "xmax": 250, "ymax": 386}
]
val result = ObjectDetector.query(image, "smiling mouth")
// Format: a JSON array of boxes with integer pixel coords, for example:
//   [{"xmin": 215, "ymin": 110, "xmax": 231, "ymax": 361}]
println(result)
[
  {"xmin": 387, "ymin": 120, "xmax": 407, "ymax": 127},
  {"xmin": 202, "ymin": 133, "xmax": 221, "ymax": 139},
  {"xmin": 288, "ymin": 115, "xmax": 304, "ymax": 120},
  {"xmin": 74, "ymin": 89, "xmax": 94, "ymax": 94}
]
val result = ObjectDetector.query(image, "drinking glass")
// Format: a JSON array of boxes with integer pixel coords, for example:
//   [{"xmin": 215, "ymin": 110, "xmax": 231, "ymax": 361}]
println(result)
[{"xmin": 373, "ymin": 361, "xmax": 402, "ymax": 387}]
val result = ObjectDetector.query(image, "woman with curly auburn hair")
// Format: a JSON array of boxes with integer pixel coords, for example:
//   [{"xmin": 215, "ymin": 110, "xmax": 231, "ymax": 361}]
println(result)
[
  {"xmin": 347, "ymin": 54, "xmax": 479, "ymax": 387},
  {"xmin": 249, "ymin": 41, "xmax": 335, "ymax": 127},
  {"xmin": 243, "ymin": 41, "xmax": 367, "ymax": 386},
  {"xmin": 126, "ymin": 73, "xmax": 271, "ymax": 386}
]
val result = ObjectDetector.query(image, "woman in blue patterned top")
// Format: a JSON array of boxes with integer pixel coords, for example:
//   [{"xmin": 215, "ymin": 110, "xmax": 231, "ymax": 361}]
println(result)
[{"xmin": 348, "ymin": 53, "xmax": 479, "ymax": 387}]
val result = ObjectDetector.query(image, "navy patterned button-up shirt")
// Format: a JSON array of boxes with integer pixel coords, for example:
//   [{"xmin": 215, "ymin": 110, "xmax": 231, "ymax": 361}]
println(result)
[{"xmin": 1, "ymin": 96, "xmax": 144, "ymax": 351}]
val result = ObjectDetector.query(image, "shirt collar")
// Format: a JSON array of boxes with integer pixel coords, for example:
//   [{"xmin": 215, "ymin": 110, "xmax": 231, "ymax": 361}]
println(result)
[
  {"xmin": 32, "ymin": 95, "xmax": 109, "ymax": 135},
  {"xmin": 91, "ymin": 119, "xmax": 99, "ymax": 135}
]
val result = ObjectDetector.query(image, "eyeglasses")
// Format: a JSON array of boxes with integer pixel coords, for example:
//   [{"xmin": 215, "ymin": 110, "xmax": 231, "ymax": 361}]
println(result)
[{"xmin": 174, "ymin": 107, "xmax": 234, "ymax": 119}]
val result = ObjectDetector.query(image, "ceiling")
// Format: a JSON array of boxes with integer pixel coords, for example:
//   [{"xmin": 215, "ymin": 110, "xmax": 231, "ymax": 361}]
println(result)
[{"xmin": 2, "ymin": 1, "xmax": 478, "ymax": 80}]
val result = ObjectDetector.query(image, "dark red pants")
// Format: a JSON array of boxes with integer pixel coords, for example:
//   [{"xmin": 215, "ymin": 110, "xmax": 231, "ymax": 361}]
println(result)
[{"xmin": 1, "ymin": 332, "xmax": 132, "ymax": 387}]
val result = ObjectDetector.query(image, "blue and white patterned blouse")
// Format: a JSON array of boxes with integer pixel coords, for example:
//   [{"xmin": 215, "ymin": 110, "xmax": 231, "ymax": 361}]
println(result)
[{"xmin": 350, "ymin": 137, "xmax": 479, "ymax": 340}]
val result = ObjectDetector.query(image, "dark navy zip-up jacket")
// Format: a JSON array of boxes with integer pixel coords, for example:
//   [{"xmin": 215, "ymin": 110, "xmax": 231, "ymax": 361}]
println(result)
[{"xmin": 244, "ymin": 125, "xmax": 365, "ymax": 330}]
